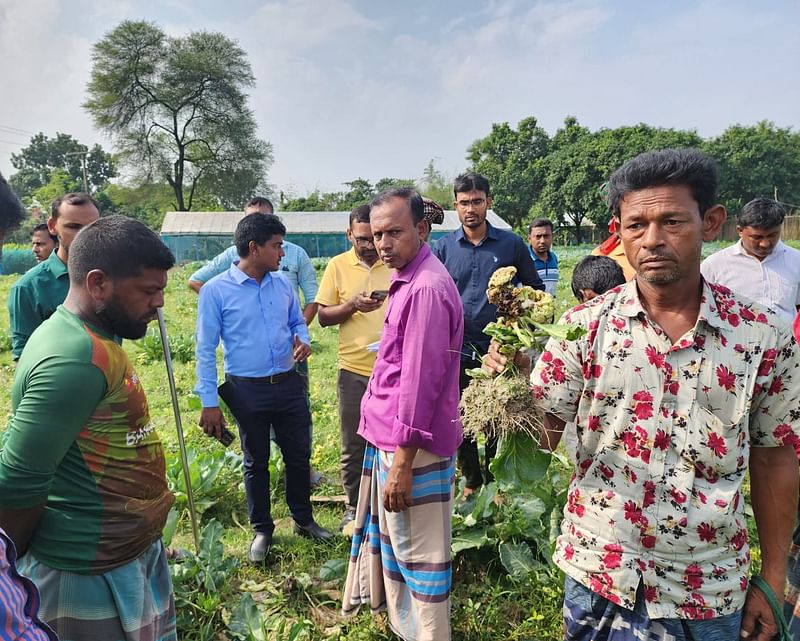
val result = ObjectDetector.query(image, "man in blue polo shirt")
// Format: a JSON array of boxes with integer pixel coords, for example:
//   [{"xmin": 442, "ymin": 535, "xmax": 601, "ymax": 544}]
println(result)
[
  {"xmin": 433, "ymin": 172, "xmax": 544, "ymax": 495},
  {"xmin": 528, "ymin": 217, "xmax": 559, "ymax": 296}
]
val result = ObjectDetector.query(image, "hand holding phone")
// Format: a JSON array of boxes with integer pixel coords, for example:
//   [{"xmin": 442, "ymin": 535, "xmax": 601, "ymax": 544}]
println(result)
[{"xmin": 369, "ymin": 290, "xmax": 388, "ymax": 301}]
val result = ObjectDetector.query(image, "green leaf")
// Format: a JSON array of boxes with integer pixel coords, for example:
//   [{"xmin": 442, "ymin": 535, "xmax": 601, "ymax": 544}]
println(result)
[
  {"xmin": 499, "ymin": 541, "xmax": 537, "ymax": 580},
  {"xmin": 227, "ymin": 593, "xmax": 266, "ymax": 641},
  {"xmin": 161, "ymin": 507, "xmax": 180, "ymax": 548},
  {"xmin": 451, "ymin": 526, "xmax": 492, "ymax": 554},
  {"xmin": 490, "ymin": 432, "xmax": 551, "ymax": 493},
  {"xmin": 532, "ymin": 321, "xmax": 587, "ymax": 341},
  {"xmin": 187, "ymin": 394, "xmax": 202, "ymax": 411},
  {"xmin": 319, "ymin": 558, "xmax": 348, "ymax": 581}
]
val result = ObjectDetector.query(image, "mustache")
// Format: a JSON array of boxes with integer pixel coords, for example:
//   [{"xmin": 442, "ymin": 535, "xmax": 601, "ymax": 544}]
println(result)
[{"xmin": 640, "ymin": 251, "xmax": 677, "ymax": 263}]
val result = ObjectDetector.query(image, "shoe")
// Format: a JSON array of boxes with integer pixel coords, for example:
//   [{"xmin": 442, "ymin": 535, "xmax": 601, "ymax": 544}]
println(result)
[
  {"xmin": 294, "ymin": 519, "xmax": 335, "ymax": 542},
  {"xmin": 339, "ymin": 506, "xmax": 357, "ymax": 532},
  {"xmin": 310, "ymin": 469, "xmax": 325, "ymax": 487},
  {"xmin": 248, "ymin": 533, "xmax": 272, "ymax": 563}
]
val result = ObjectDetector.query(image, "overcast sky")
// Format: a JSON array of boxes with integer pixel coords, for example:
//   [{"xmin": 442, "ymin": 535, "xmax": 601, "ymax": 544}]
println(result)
[{"xmin": 0, "ymin": 0, "xmax": 797, "ymax": 198}]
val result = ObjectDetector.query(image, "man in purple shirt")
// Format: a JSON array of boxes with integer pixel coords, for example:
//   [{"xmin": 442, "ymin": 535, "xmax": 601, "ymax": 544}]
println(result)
[{"xmin": 341, "ymin": 188, "xmax": 463, "ymax": 641}]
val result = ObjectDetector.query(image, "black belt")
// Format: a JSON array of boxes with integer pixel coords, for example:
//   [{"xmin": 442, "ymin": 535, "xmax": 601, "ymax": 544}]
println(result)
[{"xmin": 226, "ymin": 371, "xmax": 294, "ymax": 385}]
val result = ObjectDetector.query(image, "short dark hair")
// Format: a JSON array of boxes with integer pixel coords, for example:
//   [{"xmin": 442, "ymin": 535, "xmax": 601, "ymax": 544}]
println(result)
[
  {"xmin": 528, "ymin": 218, "xmax": 553, "ymax": 233},
  {"xmin": 571, "ymin": 255, "xmax": 626, "ymax": 301},
  {"xmin": 607, "ymin": 149, "xmax": 718, "ymax": 219},
  {"xmin": 370, "ymin": 188, "xmax": 424, "ymax": 224},
  {"xmin": 453, "ymin": 172, "xmax": 491, "ymax": 198},
  {"xmin": 349, "ymin": 204, "xmax": 371, "ymax": 227},
  {"xmin": 737, "ymin": 197, "xmax": 786, "ymax": 229},
  {"xmin": 68, "ymin": 215, "xmax": 175, "ymax": 285},
  {"xmin": 0, "ymin": 172, "xmax": 26, "ymax": 233},
  {"xmin": 51, "ymin": 192, "xmax": 98, "ymax": 219},
  {"xmin": 32, "ymin": 223, "xmax": 57, "ymax": 242},
  {"xmin": 235, "ymin": 212, "xmax": 286, "ymax": 257},
  {"xmin": 244, "ymin": 196, "xmax": 274, "ymax": 213}
]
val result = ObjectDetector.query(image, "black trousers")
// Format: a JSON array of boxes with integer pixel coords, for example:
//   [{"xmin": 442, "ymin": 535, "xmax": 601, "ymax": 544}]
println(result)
[
  {"xmin": 221, "ymin": 372, "xmax": 312, "ymax": 536},
  {"xmin": 458, "ymin": 359, "xmax": 497, "ymax": 489}
]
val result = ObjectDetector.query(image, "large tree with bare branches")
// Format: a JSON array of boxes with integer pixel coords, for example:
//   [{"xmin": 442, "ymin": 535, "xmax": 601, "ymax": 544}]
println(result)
[{"xmin": 85, "ymin": 20, "xmax": 272, "ymax": 211}]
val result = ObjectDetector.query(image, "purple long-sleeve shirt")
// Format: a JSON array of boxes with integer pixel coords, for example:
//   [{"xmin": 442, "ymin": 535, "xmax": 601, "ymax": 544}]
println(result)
[{"xmin": 358, "ymin": 243, "xmax": 464, "ymax": 457}]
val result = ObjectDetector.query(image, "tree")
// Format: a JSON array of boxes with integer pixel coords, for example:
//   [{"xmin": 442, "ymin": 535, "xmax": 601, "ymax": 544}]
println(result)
[
  {"xmin": 9, "ymin": 132, "xmax": 115, "ymax": 199},
  {"xmin": 84, "ymin": 20, "xmax": 272, "ymax": 211},
  {"xmin": 537, "ymin": 119, "xmax": 702, "ymax": 242},
  {"xmin": 704, "ymin": 121, "xmax": 800, "ymax": 214},
  {"xmin": 468, "ymin": 116, "xmax": 551, "ymax": 230},
  {"xmin": 420, "ymin": 159, "xmax": 452, "ymax": 207},
  {"xmin": 280, "ymin": 177, "xmax": 419, "ymax": 212}
]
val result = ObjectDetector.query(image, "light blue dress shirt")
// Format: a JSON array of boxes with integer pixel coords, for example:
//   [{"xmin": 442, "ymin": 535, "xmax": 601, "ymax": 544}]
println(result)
[
  {"xmin": 195, "ymin": 263, "xmax": 311, "ymax": 407},
  {"xmin": 190, "ymin": 242, "xmax": 318, "ymax": 303}
]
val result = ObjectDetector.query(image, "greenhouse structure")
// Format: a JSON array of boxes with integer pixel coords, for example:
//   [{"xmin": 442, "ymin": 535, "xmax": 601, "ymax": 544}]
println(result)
[{"xmin": 160, "ymin": 210, "xmax": 513, "ymax": 262}]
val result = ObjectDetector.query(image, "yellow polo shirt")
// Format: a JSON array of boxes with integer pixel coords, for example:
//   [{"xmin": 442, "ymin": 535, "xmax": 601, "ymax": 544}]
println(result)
[{"xmin": 315, "ymin": 248, "xmax": 392, "ymax": 377}]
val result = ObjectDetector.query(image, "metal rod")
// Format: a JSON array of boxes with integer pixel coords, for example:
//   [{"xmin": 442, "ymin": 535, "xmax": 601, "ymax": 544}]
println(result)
[{"xmin": 156, "ymin": 307, "xmax": 201, "ymax": 552}]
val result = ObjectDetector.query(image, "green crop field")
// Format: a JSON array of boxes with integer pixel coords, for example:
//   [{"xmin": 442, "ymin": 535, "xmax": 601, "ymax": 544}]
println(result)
[{"xmin": 0, "ymin": 240, "xmax": 781, "ymax": 640}]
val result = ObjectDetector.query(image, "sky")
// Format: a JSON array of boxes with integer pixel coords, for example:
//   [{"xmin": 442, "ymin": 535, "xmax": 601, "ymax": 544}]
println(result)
[{"xmin": 0, "ymin": 0, "xmax": 798, "ymax": 198}]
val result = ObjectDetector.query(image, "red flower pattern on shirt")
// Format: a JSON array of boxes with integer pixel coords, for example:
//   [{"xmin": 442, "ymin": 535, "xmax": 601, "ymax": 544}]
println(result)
[{"xmin": 530, "ymin": 280, "xmax": 800, "ymax": 619}]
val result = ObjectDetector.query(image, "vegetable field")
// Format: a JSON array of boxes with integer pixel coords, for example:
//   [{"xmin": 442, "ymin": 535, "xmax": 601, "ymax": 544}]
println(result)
[{"xmin": 0, "ymin": 241, "xmax": 777, "ymax": 640}]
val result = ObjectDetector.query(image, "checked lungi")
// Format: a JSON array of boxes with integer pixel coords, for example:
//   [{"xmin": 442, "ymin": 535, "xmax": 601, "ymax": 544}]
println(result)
[
  {"xmin": 342, "ymin": 444, "xmax": 455, "ymax": 641},
  {"xmin": 17, "ymin": 540, "xmax": 176, "ymax": 641}
]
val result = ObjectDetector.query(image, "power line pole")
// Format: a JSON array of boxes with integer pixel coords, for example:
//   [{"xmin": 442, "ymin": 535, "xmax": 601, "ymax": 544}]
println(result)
[{"xmin": 65, "ymin": 150, "xmax": 89, "ymax": 193}]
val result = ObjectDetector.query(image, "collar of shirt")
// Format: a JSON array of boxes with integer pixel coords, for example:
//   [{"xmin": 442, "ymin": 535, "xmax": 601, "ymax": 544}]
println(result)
[
  {"xmin": 391, "ymin": 242, "xmax": 432, "ymax": 286},
  {"xmin": 731, "ymin": 239, "xmax": 788, "ymax": 261},
  {"xmin": 614, "ymin": 279, "xmax": 727, "ymax": 333},
  {"xmin": 455, "ymin": 221, "xmax": 498, "ymax": 246},
  {"xmin": 346, "ymin": 246, "xmax": 384, "ymax": 270},
  {"xmin": 229, "ymin": 260, "xmax": 275, "ymax": 286},
  {"xmin": 46, "ymin": 250, "xmax": 68, "ymax": 278}
]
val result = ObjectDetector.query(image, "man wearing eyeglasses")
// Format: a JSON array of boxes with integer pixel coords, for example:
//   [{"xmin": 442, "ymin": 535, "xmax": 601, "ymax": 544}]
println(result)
[
  {"xmin": 433, "ymin": 172, "xmax": 544, "ymax": 496},
  {"xmin": 315, "ymin": 205, "xmax": 392, "ymax": 532}
]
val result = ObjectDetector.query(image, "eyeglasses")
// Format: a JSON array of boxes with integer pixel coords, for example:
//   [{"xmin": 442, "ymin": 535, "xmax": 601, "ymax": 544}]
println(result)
[
  {"xmin": 354, "ymin": 237, "xmax": 375, "ymax": 247},
  {"xmin": 456, "ymin": 198, "xmax": 486, "ymax": 209}
]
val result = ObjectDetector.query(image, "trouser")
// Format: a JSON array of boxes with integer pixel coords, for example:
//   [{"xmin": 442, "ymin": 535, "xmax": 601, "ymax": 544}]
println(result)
[
  {"xmin": 337, "ymin": 368, "xmax": 369, "ymax": 509},
  {"xmin": 222, "ymin": 372, "xmax": 313, "ymax": 536},
  {"xmin": 457, "ymin": 358, "xmax": 497, "ymax": 489}
]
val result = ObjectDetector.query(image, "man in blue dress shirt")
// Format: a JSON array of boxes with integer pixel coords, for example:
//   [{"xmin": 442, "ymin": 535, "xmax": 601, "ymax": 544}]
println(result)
[
  {"xmin": 195, "ymin": 213, "xmax": 333, "ymax": 563},
  {"xmin": 433, "ymin": 172, "xmax": 544, "ymax": 496}
]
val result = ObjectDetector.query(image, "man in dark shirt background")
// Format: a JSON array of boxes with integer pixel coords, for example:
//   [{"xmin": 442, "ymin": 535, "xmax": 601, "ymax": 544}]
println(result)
[{"xmin": 433, "ymin": 172, "xmax": 544, "ymax": 495}]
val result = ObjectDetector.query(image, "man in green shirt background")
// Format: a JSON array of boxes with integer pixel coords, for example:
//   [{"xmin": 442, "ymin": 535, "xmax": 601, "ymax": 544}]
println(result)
[
  {"xmin": 0, "ymin": 215, "xmax": 178, "ymax": 641},
  {"xmin": 7, "ymin": 192, "xmax": 99, "ymax": 360}
]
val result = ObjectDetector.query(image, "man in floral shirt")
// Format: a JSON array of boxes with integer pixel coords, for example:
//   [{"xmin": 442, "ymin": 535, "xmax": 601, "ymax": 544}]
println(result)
[{"xmin": 487, "ymin": 149, "xmax": 800, "ymax": 640}]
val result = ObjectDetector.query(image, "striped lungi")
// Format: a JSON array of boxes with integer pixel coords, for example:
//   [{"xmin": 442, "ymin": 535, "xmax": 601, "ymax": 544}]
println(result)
[
  {"xmin": 342, "ymin": 444, "xmax": 455, "ymax": 641},
  {"xmin": 564, "ymin": 576, "xmax": 742, "ymax": 641},
  {"xmin": 17, "ymin": 540, "xmax": 176, "ymax": 641}
]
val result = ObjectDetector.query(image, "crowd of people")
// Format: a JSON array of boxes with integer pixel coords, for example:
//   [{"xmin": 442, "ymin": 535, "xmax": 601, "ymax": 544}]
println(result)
[{"xmin": 0, "ymin": 147, "xmax": 798, "ymax": 641}]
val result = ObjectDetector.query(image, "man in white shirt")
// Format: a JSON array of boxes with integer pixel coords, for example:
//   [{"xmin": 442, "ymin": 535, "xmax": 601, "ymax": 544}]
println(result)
[{"xmin": 701, "ymin": 197, "xmax": 800, "ymax": 324}]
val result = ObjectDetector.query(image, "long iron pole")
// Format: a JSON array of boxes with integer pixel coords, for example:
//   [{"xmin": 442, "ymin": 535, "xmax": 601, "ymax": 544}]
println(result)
[{"xmin": 156, "ymin": 307, "xmax": 201, "ymax": 552}]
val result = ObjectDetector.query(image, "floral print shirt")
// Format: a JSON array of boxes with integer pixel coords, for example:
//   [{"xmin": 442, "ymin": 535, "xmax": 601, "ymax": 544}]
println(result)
[{"xmin": 530, "ymin": 279, "xmax": 800, "ymax": 619}]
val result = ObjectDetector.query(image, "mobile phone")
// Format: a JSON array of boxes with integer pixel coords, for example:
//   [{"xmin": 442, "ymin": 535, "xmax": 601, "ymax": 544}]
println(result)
[
  {"xmin": 369, "ymin": 290, "xmax": 388, "ymax": 301},
  {"xmin": 217, "ymin": 427, "xmax": 235, "ymax": 447}
]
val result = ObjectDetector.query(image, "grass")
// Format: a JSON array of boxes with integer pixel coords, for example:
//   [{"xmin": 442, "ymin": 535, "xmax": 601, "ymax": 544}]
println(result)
[{"xmin": 0, "ymin": 239, "xmax": 789, "ymax": 639}]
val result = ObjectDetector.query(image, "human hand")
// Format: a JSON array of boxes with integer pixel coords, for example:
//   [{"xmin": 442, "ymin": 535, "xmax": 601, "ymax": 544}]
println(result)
[
  {"xmin": 481, "ymin": 339, "xmax": 531, "ymax": 377},
  {"xmin": 740, "ymin": 578, "xmax": 782, "ymax": 640},
  {"xmin": 292, "ymin": 334, "xmax": 311, "ymax": 362},
  {"xmin": 199, "ymin": 407, "xmax": 226, "ymax": 441},
  {"xmin": 383, "ymin": 457, "xmax": 414, "ymax": 513},
  {"xmin": 350, "ymin": 293, "xmax": 383, "ymax": 314}
]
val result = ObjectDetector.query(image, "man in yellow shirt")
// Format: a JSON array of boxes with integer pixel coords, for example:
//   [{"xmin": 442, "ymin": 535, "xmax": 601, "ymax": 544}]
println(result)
[{"xmin": 316, "ymin": 205, "xmax": 392, "ymax": 531}]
